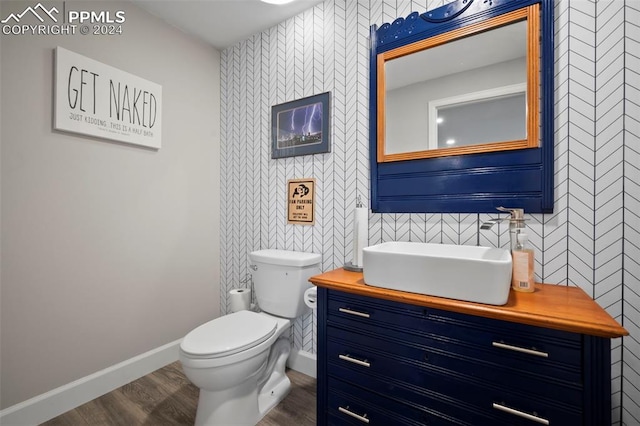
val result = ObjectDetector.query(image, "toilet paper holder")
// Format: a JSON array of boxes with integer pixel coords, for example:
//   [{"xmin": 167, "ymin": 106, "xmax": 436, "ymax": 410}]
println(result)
[
  {"xmin": 304, "ymin": 287, "xmax": 317, "ymax": 309},
  {"xmin": 344, "ymin": 195, "xmax": 367, "ymax": 272}
]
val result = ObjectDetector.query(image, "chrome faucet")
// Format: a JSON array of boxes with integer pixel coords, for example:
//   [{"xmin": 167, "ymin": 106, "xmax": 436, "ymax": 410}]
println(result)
[{"xmin": 481, "ymin": 207, "xmax": 526, "ymax": 251}]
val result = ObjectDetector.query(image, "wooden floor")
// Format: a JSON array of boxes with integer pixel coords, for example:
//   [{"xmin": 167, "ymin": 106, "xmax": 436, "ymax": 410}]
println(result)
[{"xmin": 41, "ymin": 361, "xmax": 316, "ymax": 426}]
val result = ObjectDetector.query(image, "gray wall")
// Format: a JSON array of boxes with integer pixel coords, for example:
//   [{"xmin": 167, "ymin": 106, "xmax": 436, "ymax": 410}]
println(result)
[
  {"xmin": 220, "ymin": 0, "xmax": 640, "ymax": 424},
  {"xmin": 0, "ymin": 1, "xmax": 221, "ymax": 409}
]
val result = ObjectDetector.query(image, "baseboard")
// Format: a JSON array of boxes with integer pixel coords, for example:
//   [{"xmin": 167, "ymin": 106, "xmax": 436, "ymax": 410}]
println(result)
[
  {"xmin": 287, "ymin": 349, "xmax": 316, "ymax": 378},
  {"xmin": 0, "ymin": 339, "xmax": 181, "ymax": 426}
]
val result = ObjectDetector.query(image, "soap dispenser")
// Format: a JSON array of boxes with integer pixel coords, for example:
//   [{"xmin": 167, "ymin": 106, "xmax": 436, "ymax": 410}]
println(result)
[
  {"xmin": 512, "ymin": 232, "xmax": 535, "ymax": 292},
  {"xmin": 481, "ymin": 207, "xmax": 535, "ymax": 292}
]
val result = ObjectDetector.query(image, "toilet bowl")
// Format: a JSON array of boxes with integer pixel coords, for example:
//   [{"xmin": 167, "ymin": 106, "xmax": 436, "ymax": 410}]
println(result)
[
  {"xmin": 180, "ymin": 311, "xmax": 292, "ymax": 426},
  {"xmin": 179, "ymin": 249, "xmax": 321, "ymax": 426}
]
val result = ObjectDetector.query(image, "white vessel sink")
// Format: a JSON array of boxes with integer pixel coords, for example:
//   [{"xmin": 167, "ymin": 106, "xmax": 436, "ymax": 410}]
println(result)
[{"xmin": 362, "ymin": 241, "xmax": 513, "ymax": 305}]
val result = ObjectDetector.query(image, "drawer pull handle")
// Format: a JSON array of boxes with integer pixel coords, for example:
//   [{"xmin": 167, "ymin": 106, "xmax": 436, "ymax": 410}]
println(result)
[
  {"xmin": 492, "ymin": 341, "xmax": 549, "ymax": 358},
  {"xmin": 492, "ymin": 403, "xmax": 549, "ymax": 425},
  {"xmin": 339, "ymin": 354, "xmax": 371, "ymax": 368},
  {"xmin": 339, "ymin": 307, "xmax": 370, "ymax": 318},
  {"xmin": 338, "ymin": 406, "xmax": 370, "ymax": 423}
]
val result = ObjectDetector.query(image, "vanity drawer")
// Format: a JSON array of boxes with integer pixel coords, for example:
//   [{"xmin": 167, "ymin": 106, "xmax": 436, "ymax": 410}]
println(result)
[
  {"xmin": 328, "ymin": 290, "xmax": 582, "ymax": 372},
  {"xmin": 327, "ymin": 326, "xmax": 582, "ymax": 405},
  {"xmin": 328, "ymin": 351, "xmax": 582, "ymax": 426},
  {"xmin": 328, "ymin": 365, "xmax": 512, "ymax": 425},
  {"xmin": 328, "ymin": 377, "xmax": 475, "ymax": 426},
  {"xmin": 327, "ymin": 317, "xmax": 582, "ymax": 384},
  {"xmin": 327, "ymin": 329, "xmax": 583, "ymax": 408}
]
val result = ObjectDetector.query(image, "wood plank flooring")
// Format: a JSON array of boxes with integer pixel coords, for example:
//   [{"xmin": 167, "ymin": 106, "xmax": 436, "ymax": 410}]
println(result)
[{"xmin": 41, "ymin": 361, "xmax": 316, "ymax": 426}]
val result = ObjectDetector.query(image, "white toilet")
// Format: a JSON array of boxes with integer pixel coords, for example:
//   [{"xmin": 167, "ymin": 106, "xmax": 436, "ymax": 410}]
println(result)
[{"xmin": 179, "ymin": 249, "xmax": 321, "ymax": 426}]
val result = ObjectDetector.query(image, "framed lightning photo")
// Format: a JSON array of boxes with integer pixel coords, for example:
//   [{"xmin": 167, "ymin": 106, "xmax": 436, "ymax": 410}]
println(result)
[{"xmin": 271, "ymin": 92, "xmax": 330, "ymax": 159}]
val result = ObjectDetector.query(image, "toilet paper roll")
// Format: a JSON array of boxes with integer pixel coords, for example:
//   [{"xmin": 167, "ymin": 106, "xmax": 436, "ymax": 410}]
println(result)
[
  {"xmin": 303, "ymin": 287, "xmax": 317, "ymax": 309},
  {"xmin": 229, "ymin": 288, "xmax": 251, "ymax": 312},
  {"xmin": 351, "ymin": 206, "xmax": 368, "ymax": 268}
]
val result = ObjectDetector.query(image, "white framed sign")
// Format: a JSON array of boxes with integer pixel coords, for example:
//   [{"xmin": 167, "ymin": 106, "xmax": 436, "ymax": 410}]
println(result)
[{"xmin": 54, "ymin": 46, "xmax": 162, "ymax": 149}]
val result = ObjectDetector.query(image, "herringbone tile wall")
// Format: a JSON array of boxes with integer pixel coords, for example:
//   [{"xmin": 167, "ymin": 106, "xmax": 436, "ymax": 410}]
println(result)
[
  {"xmin": 220, "ymin": 0, "xmax": 640, "ymax": 423},
  {"xmin": 622, "ymin": 1, "xmax": 640, "ymax": 423}
]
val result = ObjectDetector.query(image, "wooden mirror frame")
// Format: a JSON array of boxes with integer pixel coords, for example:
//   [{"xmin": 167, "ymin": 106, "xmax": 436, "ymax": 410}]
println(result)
[
  {"xmin": 378, "ymin": 5, "xmax": 539, "ymax": 162},
  {"xmin": 369, "ymin": 0, "xmax": 554, "ymax": 214}
]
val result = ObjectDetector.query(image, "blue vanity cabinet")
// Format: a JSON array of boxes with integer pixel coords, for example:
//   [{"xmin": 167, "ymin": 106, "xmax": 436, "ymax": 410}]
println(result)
[{"xmin": 314, "ymin": 277, "xmax": 624, "ymax": 426}]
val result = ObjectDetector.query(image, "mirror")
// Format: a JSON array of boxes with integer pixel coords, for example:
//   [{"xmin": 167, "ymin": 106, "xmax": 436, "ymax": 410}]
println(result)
[
  {"xmin": 377, "ymin": 5, "xmax": 539, "ymax": 162},
  {"xmin": 368, "ymin": 0, "xmax": 554, "ymax": 214}
]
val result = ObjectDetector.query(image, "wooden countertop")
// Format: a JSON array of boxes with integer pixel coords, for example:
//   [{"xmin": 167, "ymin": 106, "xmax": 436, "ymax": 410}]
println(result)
[{"xmin": 310, "ymin": 268, "xmax": 628, "ymax": 339}]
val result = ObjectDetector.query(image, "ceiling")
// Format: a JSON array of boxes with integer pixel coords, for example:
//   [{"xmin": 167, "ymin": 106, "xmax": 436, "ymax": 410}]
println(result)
[{"xmin": 132, "ymin": 0, "xmax": 324, "ymax": 50}]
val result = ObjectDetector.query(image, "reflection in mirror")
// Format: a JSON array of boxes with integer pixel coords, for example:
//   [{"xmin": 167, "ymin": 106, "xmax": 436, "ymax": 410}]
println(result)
[
  {"xmin": 378, "ymin": 7, "xmax": 539, "ymax": 162},
  {"xmin": 430, "ymin": 84, "xmax": 526, "ymax": 149}
]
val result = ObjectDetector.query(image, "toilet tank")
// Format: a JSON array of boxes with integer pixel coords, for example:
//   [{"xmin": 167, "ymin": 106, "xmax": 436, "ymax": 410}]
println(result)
[{"xmin": 249, "ymin": 250, "xmax": 321, "ymax": 318}]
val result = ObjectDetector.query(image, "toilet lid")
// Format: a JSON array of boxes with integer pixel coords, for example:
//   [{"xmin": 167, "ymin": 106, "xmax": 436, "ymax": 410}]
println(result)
[{"xmin": 180, "ymin": 310, "xmax": 278, "ymax": 358}]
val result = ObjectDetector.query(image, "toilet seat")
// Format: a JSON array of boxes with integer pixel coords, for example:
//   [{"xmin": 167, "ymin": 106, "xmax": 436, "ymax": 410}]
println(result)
[{"xmin": 180, "ymin": 310, "xmax": 277, "ymax": 359}]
